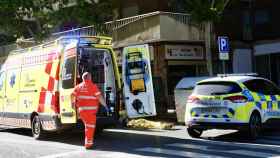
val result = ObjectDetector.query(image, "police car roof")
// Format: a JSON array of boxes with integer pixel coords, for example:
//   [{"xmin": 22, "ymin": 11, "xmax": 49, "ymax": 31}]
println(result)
[{"xmin": 198, "ymin": 75, "xmax": 261, "ymax": 84}]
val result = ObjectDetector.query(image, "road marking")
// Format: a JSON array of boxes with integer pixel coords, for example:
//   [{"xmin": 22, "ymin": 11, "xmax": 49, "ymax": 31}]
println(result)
[
  {"xmin": 197, "ymin": 138, "xmax": 280, "ymax": 152},
  {"xmin": 136, "ymin": 147, "xmax": 227, "ymax": 158},
  {"xmin": 257, "ymin": 139, "xmax": 280, "ymax": 145},
  {"xmin": 168, "ymin": 143, "xmax": 280, "ymax": 158},
  {"xmin": 102, "ymin": 151, "xmax": 154, "ymax": 158},
  {"xmin": 38, "ymin": 150, "xmax": 83, "ymax": 158},
  {"xmin": 226, "ymin": 150, "xmax": 278, "ymax": 158}
]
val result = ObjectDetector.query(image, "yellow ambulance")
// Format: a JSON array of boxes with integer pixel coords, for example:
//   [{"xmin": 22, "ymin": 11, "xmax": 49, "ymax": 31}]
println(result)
[{"xmin": 0, "ymin": 36, "xmax": 121, "ymax": 139}]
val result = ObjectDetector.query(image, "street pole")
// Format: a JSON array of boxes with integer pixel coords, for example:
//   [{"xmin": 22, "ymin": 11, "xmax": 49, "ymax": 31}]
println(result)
[{"xmin": 222, "ymin": 60, "xmax": 226, "ymax": 74}]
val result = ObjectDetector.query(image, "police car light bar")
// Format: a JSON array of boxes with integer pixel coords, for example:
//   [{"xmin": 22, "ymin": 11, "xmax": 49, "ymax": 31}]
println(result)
[{"xmin": 217, "ymin": 73, "xmax": 258, "ymax": 77}]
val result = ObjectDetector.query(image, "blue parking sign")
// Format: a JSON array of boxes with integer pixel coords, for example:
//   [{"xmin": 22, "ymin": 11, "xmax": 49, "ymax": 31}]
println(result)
[{"xmin": 218, "ymin": 36, "xmax": 229, "ymax": 53}]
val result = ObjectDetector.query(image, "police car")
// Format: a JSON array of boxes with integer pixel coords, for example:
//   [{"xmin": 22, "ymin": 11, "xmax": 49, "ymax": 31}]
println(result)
[{"xmin": 185, "ymin": 74, "xmax": 280, "ymax": 139}]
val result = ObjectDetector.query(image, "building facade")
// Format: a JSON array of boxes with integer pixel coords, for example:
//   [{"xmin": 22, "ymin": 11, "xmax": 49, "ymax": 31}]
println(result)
[
  {"xmin": 217, "ymin": 0, "xmax": 280, "ymax": 85},
  {"xmin": 107, "ymin": 1, "xmax": 209, "ymax": 116}
]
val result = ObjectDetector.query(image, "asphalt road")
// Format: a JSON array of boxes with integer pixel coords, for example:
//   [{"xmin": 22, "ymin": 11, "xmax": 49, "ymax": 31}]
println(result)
[{"xmin": 1, "ymin": 125, "xmax": 280, "ymax": 158}]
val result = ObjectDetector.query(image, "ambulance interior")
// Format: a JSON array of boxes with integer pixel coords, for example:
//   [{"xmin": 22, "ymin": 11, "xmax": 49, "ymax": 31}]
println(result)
[{"xmin": 77, "ymin": 47, "xmax": 117, "ymax": 117}]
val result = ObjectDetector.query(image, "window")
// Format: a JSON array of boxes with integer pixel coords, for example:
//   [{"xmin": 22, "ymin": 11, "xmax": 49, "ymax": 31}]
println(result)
[
  {"xmin": 0, "ymin": 72, "xmax": 4, "ymax": 91},
  {"xmin": 193, "ymin": 82, "xmax": 242, "ymax": 95},
  {"xmin": 255, "ymin": 10, "xmax": 270, "ymax": 25},
  {"xmin": 243, "ymin": 79, "xmax": 280, "ymax": 95},
  {"xmin": 62, "ymin": 57, "xmax": 76, "ymax": 89}
]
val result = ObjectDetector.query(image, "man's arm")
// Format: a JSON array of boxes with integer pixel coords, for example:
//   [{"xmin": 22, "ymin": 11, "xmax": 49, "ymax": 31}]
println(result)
[{"xmin": 98, "ymin": 95, "xmax": 109, "ymax": 110}]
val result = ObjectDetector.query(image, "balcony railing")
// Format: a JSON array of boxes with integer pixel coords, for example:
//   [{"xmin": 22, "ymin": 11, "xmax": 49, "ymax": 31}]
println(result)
[
  {"xmin": 51, "ymin": 25, "xmax": 97, "ymax": 39},
  {"xmin": 105, "ymin": 11, "xmax": 201, "ymax": 31}
]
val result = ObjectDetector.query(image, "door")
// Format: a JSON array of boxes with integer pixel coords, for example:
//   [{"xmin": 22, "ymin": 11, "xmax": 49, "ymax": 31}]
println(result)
[
  {"xmin": 122, "ymin": 44, "xmax": 156, "ymax": 118},
  {"xmin": 244, "ymin": 79, "xmax": 280, "ymax": 121},
  {"xmin": 5, "ymin": 69, "xmax": 20, "ymax": 114},
  {"xmin": 77, "ymin": 47, "xmax": 118, "ymax": 116},
  {"xmin": 59, "ymin": 47, "xmax": 77, "ymax": 124},
  {"xmin": 261, "ymin": 79, "xmax": 280, "ymax": 120},
  {"xmin": 104, "ymin": 51, "xmax": 116, "ymax": 112}
]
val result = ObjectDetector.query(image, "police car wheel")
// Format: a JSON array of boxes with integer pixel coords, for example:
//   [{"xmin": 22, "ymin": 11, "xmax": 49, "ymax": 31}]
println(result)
[
  {"xmin": 32, "ymin": 116, "xmax": 44, "ymax": 139},
  {"xmin": 248, "ymin": 112, "xmax": 261, "ymax": 140},
  {"xmin": 187, "ymin": 127, "xmax": 203, "ymax": 138}
]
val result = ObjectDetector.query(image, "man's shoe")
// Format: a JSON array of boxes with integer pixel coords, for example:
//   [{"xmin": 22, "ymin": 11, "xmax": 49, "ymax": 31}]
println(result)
[{"xmin": 85, "ymin": 145, "xmax": 93, "ymax": 150}]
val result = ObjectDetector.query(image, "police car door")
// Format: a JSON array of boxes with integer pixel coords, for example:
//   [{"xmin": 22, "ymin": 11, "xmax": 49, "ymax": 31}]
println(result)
[
  {"xmin": 122, "ymin": 44, "xmax": 156, "ymax": 118},
  {"xmin": 262, "ymin": 79, "xmax": 280, "ymax": 120},
  {"xmin": 59, "ymin": 44, "xmax": 77, "ymax": 124}
]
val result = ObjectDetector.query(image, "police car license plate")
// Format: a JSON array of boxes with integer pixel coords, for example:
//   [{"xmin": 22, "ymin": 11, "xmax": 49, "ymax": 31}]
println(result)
[
  {"xmin": 198, "ymin": 100, "xmax": 222, "ymax": 107},
  {"xmin": 201, "ymin": 108, "xmax": 221, "ymax": 113}
]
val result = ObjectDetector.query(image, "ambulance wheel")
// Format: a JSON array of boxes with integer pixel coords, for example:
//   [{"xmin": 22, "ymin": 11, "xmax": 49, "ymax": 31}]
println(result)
[
  {"xmin": 248, "ymin": 112, "xmax": 262, "ymax": 140},
  {"xmin": 32, "ymin": 115, "xmax": 45, "ymax": 139},
  {"xmin": 187, "ymin": 127, "xmax": 203, "ymax": 138}
]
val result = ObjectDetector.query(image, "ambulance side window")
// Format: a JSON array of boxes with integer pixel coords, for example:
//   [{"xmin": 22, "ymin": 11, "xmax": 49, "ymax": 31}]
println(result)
[{"xmin": 62, "ymin": 57, "xmax": 75, "ymax": 89}]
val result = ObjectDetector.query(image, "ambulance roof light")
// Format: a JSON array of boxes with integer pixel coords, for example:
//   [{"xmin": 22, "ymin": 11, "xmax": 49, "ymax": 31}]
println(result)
[{"xmin": 58, "ymin": 36, "xmax": 112, "ymax": 46}]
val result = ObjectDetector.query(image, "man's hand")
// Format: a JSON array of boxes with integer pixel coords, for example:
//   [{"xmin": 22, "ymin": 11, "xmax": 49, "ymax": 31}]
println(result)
[
  {"xmin": 103, "ymin": 105, "xmax": 110, "ymax": 116},
  {"xmin": 71, "ymin": 102, "xmax": 76, "ymax": 109}
]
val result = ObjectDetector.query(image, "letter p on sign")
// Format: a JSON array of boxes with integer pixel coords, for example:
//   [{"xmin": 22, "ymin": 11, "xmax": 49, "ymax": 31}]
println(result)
[
  {"xmin": 218, "ymin": 36, "xmax": 229, "ymax": 60},
  {"xmin": 218, "ymin": 36, "xmax": 229, "ymax": 53}
]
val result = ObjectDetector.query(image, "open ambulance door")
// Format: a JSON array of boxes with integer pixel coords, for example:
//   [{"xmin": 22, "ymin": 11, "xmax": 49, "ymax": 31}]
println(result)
[
  {"xmin": 59, "ymin": 44, "xmax": 77, "ymax": 124},
  {"xmin": 122, "ymin": 44, "xmax": 156, "ymax": 118}
]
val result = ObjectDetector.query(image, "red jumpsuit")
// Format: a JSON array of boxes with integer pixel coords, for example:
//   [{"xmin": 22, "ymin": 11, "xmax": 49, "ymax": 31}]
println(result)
[{"xmin": 72, "ymin": 79, "xmax": 102, "ymax": 148}]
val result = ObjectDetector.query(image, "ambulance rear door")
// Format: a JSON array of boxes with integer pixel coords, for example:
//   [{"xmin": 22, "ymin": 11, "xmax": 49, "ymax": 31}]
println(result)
[
  {"xmin": 59, "ymin": 44, "xmax": 77, "ymax": 124},
  {"xmin": 122, "ymin": 44, "xmax": 156, "ymax": 118}
]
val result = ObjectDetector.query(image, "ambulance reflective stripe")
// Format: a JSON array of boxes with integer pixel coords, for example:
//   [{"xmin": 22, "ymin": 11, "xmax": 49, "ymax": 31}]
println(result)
[
  {"xmin": 36, "ymin": 53, "xmax": 60, "ymax": 114},
  {"xmin": 78, "ymin": 106, "xmax": 98, "ymax": 111},
  {"xmin": 77, "ymin": 96, "xmax": 97, "ymax": 99},
  {"xmin": 85, "ymin": 124, "xmax": 96, "ymax": 128},
  {"xmin": 85, "ymin": 138, "xmax": 93, "ymax": 145}
]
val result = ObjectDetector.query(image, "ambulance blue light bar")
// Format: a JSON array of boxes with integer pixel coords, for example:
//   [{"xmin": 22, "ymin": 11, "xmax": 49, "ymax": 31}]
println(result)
[{"xmin": 58, "ymin": 36, "xmax": 112, "ymax": 46}]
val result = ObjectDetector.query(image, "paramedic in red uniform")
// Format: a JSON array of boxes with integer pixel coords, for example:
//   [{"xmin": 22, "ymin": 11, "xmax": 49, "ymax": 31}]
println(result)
[{"xmin": 71, "ymin": 72, "xmax": 108, "ymax": 149}]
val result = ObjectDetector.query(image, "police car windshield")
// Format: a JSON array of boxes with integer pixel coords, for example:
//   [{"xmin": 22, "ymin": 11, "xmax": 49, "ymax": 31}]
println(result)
[{"xmin": 193, "ymin": 82, "xmax": 242, "ymax": 96}]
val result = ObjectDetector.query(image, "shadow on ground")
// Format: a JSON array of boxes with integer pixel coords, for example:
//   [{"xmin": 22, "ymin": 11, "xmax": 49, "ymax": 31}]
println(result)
[{"xmin": 1, "ymin": 126, "xmax": 280, "ymax": 158}]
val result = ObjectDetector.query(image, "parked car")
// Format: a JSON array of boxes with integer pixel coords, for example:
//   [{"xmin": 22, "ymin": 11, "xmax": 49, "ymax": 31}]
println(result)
[
  {"xmin": 185, "ymin": 74, "xmax": 280, "ymax": 139},
  {"xmin": 174, "ymin": 77, "xmax": 209, "ymax": 123}
]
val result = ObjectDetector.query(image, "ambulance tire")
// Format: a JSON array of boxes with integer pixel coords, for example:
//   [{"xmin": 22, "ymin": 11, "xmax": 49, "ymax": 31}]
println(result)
[
  {"xmin": 32, "ymin": 115, "xmax": 45, "ymax": 140},
  {"xmin": 248, "ymin": 112, "xmax": 262, "ymax": 140},
  {"xmin": 187, "ymin": 127, "xmax": 203, "ymax": 138}
]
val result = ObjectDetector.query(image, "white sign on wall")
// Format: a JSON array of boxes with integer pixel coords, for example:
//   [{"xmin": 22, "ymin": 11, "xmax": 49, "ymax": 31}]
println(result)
[{"xmin": 165, "ymin": 45, "xmax": 204, "ymax": 60}]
